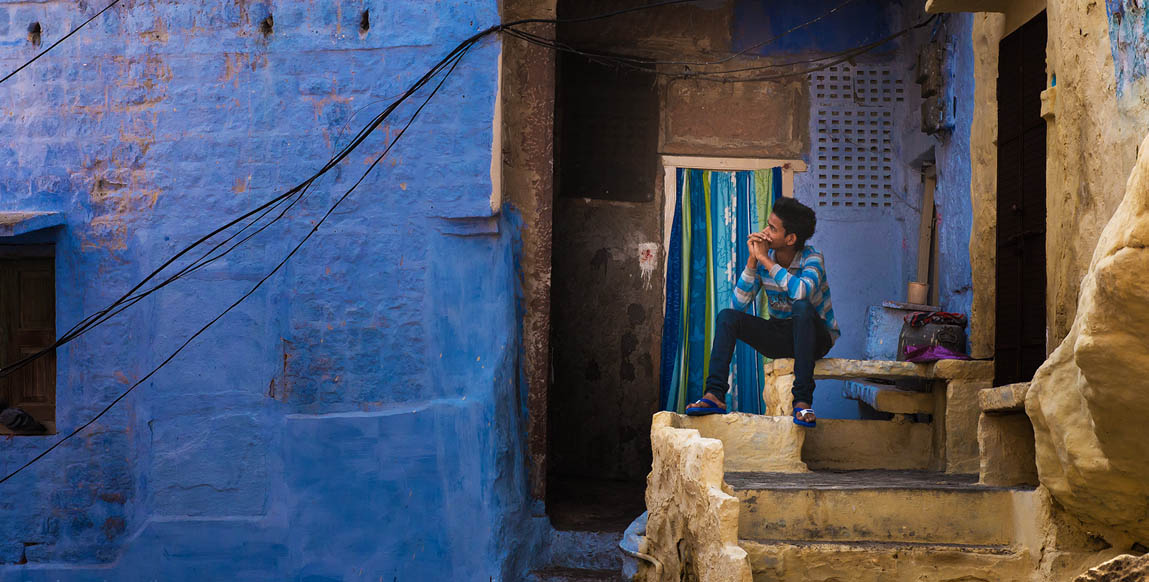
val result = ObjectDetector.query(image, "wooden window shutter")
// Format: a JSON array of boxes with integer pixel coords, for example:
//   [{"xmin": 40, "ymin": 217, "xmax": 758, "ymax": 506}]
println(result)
[{"xmin": 0, "ymin": 254, "xmax": 56, "ymax": 424}]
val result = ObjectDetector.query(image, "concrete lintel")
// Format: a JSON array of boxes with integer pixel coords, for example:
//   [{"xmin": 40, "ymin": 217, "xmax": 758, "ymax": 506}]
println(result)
[
  {"xmin": 925, "ymin": 0, "xmax": 1008, "ymax": 14},
  {"xmin": 0, "ymin": 211, "xmax": 65, "ymax": 237}
]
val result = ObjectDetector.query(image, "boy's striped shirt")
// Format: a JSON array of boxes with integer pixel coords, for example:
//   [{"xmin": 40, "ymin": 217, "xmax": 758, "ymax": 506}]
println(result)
[{"xmin": 733, "ymin": 245, "xmax": 841, "ymax": 344}]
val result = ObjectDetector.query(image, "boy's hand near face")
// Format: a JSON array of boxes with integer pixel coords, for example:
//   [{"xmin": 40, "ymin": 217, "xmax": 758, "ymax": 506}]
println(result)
[{"xmin": 747, "ymin": 232, "xmax": 774, "ymax": 269}]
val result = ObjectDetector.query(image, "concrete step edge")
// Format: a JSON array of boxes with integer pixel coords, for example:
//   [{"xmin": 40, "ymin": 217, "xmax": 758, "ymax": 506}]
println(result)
[{"xmin": 740, "ymin": 538, "xmax": 1019, "ymax": 555}]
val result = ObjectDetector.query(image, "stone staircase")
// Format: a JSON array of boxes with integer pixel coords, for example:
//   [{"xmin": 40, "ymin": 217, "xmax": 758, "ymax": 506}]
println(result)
[
  {"xmin": 637, "ymin": 360, "xmax": 1115, "ymax": 581},
  {"xmin": 528, "ymin": 519, "xmax": 626, "ymax": 581},
  {"xmin": 728, "ymin": 469, "xmax": 1036, "ymax": 581}
]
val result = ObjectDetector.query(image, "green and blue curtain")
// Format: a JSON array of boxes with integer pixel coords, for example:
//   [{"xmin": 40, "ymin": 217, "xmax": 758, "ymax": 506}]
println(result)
[{"xmin": 659, "ymin": 167, "xmax": 783, "ymax": 414}]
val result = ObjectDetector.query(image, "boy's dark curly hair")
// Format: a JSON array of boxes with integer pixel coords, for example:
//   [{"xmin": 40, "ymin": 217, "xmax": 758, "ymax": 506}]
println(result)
[{"xmin": 772, "ymin": 197, "xmax": 817, "ymax": 248}]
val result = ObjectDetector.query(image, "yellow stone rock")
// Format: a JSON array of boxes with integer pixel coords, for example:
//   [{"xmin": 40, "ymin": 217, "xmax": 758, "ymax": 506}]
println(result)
[
  {"xmin": 978, "ymin": 412, "xmax": 1038, "ymax": 487},
  {"xmin": 742, "ymin": 538, "xmax": 1033, "ymax": 582},
  {"xmin": 931, "ymin": 358, "xmax": 994, "ymax": 380},
  {"xmin": 1027, "ymin": 132, "xmax": 1149, "ymax": 544},
  {"xmin": 946, "ymin": 380, "xmax": 987, "ymax": 474},
  {"xmin": 803, "ymin": 419, "xmax": 933, "ymax": 471},
  {"xmin": 768, "ymin": 357, "xmax": 992, "ymax": 382},
  {"xmin": 763, "ymin": 373, "xmax": 794, "ymax": 416},
  {"xmin": 980, "ymin": 382, "xmax": 1030, "ymax": 413},
  {"xmin": 672, "ymin": 413, "xmax": 808, "ymax": 473},
  {"xmin": 640, "ymin": 412, "xmax": 752, "ymax": 582},
  {"xmin": 1074, "ymin": 554, "xmax": 1149, "ymax": 582},
  {"xmin": 844, "ymin": 382, "xmax": 935, "ymax": 414}
]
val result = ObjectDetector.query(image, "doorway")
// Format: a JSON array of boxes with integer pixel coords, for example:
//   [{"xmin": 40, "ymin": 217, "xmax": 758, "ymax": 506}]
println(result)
[
  {"xmin": 994, "ymin": 11, "xmax": 1048, "ymax": 386},
  {"xmin": 546, "ymin": 48, "xmax": 659, "ymax": 531}
]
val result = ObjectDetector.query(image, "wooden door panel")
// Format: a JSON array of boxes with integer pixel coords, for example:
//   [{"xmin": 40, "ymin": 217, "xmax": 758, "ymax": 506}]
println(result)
[
  {"xmin": 995, "ymin": 12, "xmax": 1047, "ymax": 387},
  {"xmin": 0, "ymin": 255, "xmax": 55, "ymax": 424}
]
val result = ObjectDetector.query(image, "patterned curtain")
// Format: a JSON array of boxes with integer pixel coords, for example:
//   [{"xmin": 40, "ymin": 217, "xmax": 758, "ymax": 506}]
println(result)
[{"xmin": 659, "ymin": 167, "xmax": 782, "ymax": 414}]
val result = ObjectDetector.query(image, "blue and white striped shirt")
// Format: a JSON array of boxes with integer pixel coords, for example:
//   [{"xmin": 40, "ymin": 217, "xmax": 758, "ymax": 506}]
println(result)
[{"xmin": 733, "ymin": 245, "xmax": 841, "ymax": 344}]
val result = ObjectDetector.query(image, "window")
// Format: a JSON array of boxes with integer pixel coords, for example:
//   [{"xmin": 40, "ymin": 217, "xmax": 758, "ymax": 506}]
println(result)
[{"xmin": 0, "ymin": 244, "xmax": 56, "ymax": 434}]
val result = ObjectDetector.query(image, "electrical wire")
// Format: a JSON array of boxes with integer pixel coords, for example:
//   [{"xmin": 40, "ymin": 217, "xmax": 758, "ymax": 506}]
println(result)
[
  {"xmin": 0, "ymin": 0, "xmax": 122, "ymax": 86},
  {"xmin": 503, "ymin": 0, "xmax": 865, "ymax": 69},
  {"xmin": 0, "ymin": 3, "xmax": 927, "ymax": 382},
  {"xmin": 0, "ymin": 38, "xmax": 475, "ymax": 486},
  {"xmin": 1, "ymin": 0, "xmax": 934, "ymax": 482},
  {"xmin": 499, "ymin": 13, "xmax": 936, "ymax": 83}
]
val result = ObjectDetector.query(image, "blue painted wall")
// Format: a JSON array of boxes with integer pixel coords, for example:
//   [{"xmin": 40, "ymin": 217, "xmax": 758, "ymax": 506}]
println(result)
[
  {"xmin": 1105, "ymin": 0, "xmax": 1149, "ymax": 96},
  {"xmin": 739, "ymin": 0, "xmax": 930, "ymax": 420},
  {"xmin": 933, "ymin": 14, "xmax": 975, "ymax": 322},
  {"xmin": 0, "ymin": 1, "xmax": 543, "ymax": 579},
  {"xmin": 732, "ymin": 0, "xmax": 894, "ymax": 55}
]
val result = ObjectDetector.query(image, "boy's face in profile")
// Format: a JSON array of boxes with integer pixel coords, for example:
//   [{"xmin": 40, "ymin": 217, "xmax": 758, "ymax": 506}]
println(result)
[{"xmin": 762, "ymin": 213, "xmax": 794, "ymax": 250}]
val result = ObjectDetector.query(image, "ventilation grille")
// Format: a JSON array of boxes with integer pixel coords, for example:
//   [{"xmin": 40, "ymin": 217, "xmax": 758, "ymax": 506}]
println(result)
[{"xmin": 811, "ymin": 65, "xmax": 905, "ymax": 209}]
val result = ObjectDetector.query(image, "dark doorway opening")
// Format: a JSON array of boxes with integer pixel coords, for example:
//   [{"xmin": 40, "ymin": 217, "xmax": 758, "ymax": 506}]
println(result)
[
  {"xmin": 994, "ymin": 11, "xmax": 1048, "ymax": 386},
  {"xmin": 546, "ymin": 40, "xmax": 660, "ymax": 530}
]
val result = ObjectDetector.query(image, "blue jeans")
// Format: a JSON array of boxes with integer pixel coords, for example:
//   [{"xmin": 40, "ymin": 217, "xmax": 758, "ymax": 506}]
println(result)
[{"xmin": 704, "ymin": 300, "xmax": 833, "ymax": 408}]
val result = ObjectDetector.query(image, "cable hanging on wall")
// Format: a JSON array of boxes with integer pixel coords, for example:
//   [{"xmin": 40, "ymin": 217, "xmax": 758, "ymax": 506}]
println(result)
[{"xmin": 0, "ymin": 0, "xmax": 933, "ymax": 484}]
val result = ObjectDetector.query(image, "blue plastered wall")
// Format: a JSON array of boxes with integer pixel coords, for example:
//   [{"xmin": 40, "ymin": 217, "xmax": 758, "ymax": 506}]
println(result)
[
  {"xmin": 733, "ymin": 0, "xmax": 932, "ymax": 419},
  {"xmin": 1105, "ymin": 0, "xmax": 1149, "ymax": 97},
  {"xmin": 932, "ymin": 14, "xmax": 975, "ymax": 320},
  {"xmin": 0, "ymin": 1, "xmax": 541, "ymax": 579}
]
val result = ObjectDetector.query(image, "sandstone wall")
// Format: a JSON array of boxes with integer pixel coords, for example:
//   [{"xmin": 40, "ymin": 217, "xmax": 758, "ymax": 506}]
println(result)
[
  {"xmin": 968, "ymin": 0, "xmax": 1138, "ymax": 357},
  {"xmin": 1026, "ymin": 131, "xmax": 1149, "ymax": 546},
  {"xmin": 640, "ymin": 412, "xmax": 752, "ymax": 582}
]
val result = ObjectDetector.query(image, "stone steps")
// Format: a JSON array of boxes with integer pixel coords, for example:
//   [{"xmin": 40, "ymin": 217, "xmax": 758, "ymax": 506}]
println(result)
[
  {"xmin": 740, "ymin": 538, "xmax": 1032, "ymax": 582},
  {"xmin": 544, "ymin": 530, "xmax": 623, "ymax": 571},
  {"xmin": 528, "ymin": 566, "xmax": 623, "ymax": 582},
  {"xmin": 727, "ymin": 470, "xmax": 1031, "ymax": 546}
]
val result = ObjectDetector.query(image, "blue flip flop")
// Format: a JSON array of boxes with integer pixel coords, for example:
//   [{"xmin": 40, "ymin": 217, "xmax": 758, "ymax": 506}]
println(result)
[
  {"xmin": 685, "ymin": 398, "xmax": 728, "ymax": 416},
  {"xmin": 793, "ymin": 407, "xmax": 816, "ymax": 428}
]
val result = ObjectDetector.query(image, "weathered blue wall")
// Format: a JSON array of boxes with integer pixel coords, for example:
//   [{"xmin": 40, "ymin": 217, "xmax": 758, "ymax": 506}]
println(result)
[
  {"xmin": 735, "ymin": 0, "xmax": 928, "ymax": 419},
  {"xmin": 932, "ymin": 14, "xmax": 975, "ymax": 321},
  {"xmin": 732, "ymin": 0, "xmax": 893, "ymax": 55},
  {"xmin": 0, "ymin": 1, "xmax": 543, "ymax": 579},
  {"xmin": 1105, "ymin": 0, "xmax": 1149, "ymax": 96}
]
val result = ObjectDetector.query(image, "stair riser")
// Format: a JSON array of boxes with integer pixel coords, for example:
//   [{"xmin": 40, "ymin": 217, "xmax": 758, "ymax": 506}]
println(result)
[
  {"xmin": 737, "ymin": 488, "xmax": 1018, "ymax": 545},
  {"xmin": 742, "ymin": 541, "xmax": 1033, "ymax": 582}
]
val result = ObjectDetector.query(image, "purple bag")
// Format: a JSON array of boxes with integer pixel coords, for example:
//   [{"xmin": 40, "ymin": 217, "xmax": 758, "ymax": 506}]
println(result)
[{"xmin": 902, "ymin": 344, "xmax": 970, "ymax": 363}]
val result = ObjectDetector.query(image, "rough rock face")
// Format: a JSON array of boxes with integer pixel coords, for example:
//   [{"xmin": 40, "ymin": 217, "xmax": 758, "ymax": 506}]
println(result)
[
  {"xmin": 1073, "ymin": 553, "xmax": 1149, "ymax": 582},
  {"xmin": 1026, "ymin": 132, "xmax": 1149, "ymax": 545},
  {"xmin": 640, "ymin": 412, "xmax": 752, "ymax": 582}
]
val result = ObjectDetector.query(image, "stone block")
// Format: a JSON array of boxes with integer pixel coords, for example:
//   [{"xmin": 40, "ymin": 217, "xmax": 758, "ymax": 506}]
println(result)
[
  {"xmin": 643, "ymin": 412, "xmax": 753, "ymax": 582},
  {"xmin": 931, "ymin": 358, "xmax": 994, "ymax": 380},
  {"xmin": 979, "ymin": 382, "xmax": 1030, "ymax": 413},
  {"xmin": 150, "ymin": 413, "xmax": 269, "ymax": 517},
  {"xmin": 743, "ymin": 538, "xmax": 1032, "ymax": 582},
  {"xmin": 662, "ymin": 77, "xmax": 806, "ymax": 158},
  {"xmin": 763, "ymin": 373, "xmax": 794, "ymax": 416},
  {"xmin": 0, "ymin": 542, "xmax": 23, "ymax": 564},
  {"xmin": 843, "ymin": 382, "xmax": 935, "ymax": 414},
  {"xmin": 771, "ymin": 358, "xmax": 991, "ymax": 382},
  {"xmin": 803, "ymin": 419, "xmax": 933, "ymax": 471},
  {"xmin": 1074, "ymin": 553, "xmax": 1149, "ymax": 581},
  {"xmin": 672, "ymin": 413, "xmax": 808, "ymax": 473},
  {"xmin": 978, "ymin": 412, "xmax": 1038, "ymax": 486},
  {"xmin": 946, "ymin": 380, "xmax": 987, "ymax": 474}
]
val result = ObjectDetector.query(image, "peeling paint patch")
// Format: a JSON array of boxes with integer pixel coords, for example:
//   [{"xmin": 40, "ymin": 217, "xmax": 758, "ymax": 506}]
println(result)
[
  {"xmin": 638, "ymin": 242, "xmax": 658, "ymax": 290},
  {"xmin": 1105, "ymin": 0, "xmax": 1149, "ymax": 95}
]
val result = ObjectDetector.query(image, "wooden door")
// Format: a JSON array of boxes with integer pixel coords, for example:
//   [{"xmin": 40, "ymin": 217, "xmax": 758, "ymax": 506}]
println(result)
[{"xmin": 995, "ymin": 11, "xmax": 1047, "ymax": 386}]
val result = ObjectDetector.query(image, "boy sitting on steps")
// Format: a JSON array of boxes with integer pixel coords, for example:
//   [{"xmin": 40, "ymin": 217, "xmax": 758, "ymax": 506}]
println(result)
[{"xmin": 685, "ymin": 197, "xmax": 840, "ymax": 427}]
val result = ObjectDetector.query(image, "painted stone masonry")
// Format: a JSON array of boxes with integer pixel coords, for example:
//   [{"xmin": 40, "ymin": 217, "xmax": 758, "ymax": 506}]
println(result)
[{"xmin": 0, "ymin": 0, "xmax": 544, "ymax": 579}]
